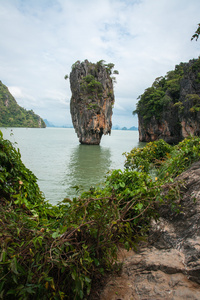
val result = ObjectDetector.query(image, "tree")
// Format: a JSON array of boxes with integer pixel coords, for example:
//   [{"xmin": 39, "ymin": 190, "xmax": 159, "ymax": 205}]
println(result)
[{"xmin": 191, "ymin": 23, "xmax": 200, "ymax": 41}]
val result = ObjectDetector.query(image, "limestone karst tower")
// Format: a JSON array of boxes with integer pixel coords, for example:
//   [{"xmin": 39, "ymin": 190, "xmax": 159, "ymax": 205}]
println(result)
[{"xmin": 69, "ymin": 60, "xmax": 117, "ymax": 145}]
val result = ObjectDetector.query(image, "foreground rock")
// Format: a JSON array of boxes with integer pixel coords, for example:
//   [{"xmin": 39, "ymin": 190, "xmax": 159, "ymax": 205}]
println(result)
[
  {"xmin": 99, "ymin": 161, "xmax": 200, "ymax": 299},
  {"xmin": 69, "ymin": 60, "xmax": 115, "ymax": 145}
]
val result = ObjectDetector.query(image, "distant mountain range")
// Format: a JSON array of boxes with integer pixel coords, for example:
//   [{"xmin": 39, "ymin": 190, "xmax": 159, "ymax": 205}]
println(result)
[
  {"xmin": 44, "ymin": 120, "xmax": 138, "ymax": 131},
  {"xmin": 44, "ymin": 119, "xmax": 73, "ymax": 128},
  {"xmin": 112, "ymin": 125, "xmax": 138, "ymax": 131},
  {"xmin": 0, "ymin": 81, "xmax": 46, "ymax": 128}
]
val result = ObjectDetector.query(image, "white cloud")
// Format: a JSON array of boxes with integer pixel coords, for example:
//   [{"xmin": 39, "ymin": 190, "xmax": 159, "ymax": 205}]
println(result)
[
  {"xmin": 8, "ymin": 86, "xmax": 23, "ymax": 98},
  {"xmin": 8, "ymin": 86, "xmax": 37, "ymax": 108},
  {"xmin": 0, "ymin": 0, "xmax": 200, "ymax": 127}
]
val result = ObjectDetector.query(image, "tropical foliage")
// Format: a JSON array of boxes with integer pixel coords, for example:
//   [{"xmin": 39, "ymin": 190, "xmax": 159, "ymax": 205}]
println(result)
[
  {"xmin": 124, "ymin": 139, "xmax": 172, "ymax": 172},
  {"xmin": 133, "ymin": 57, "xmax": 200, "ymax": 126},
  {"xmin": 0, "ymin": 81, "xmax": 46, "ymax": 128},
  {"xmin": 133, "ymin": 62, "xmax": 186, "ymax": 122},
  {"xmin": 80, "ymin": 74, "xmax": 103, "ymax": 94},
  {"xmin": 71, "ymin": 60, "xmax": 119, "ymax": 91},
  {"xmin": 1, "ymin": 130, "xmax": 200, "ymax": 299}
]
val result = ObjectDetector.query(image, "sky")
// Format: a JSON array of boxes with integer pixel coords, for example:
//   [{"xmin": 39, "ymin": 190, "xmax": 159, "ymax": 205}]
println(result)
[{"xmin": 0, "ymin": 0, "xmax": 200, "ymax": 128}]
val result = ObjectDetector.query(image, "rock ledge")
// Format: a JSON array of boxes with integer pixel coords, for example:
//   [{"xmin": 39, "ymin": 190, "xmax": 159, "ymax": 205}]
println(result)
[{"xmin": 99, "ymin": 161, "xmax": 200, "ymax": 299}]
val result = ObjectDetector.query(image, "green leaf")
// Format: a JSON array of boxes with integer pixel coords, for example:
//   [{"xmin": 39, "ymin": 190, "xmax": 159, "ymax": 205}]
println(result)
[
  {"xmin": 136, "ymin": 203, "xmax": 143, "ymax": 210},
  {"xmin": 10, "ymin": 257, "xmax": 18, "ymax": 274},
  {"xmin": 0, "ymin": 280, "xmax": 4, "ymax": 292},
  {"xmin": 0, "ymin": 249, "xmax": 6, "ymax": 262},
  {"xmin": 87, "ymin": 285, "xmax": 91, "ymax": 295},
  {"xmin": 119, "ymin": 182, "xmax": 125, "ymax": 188},
  {"xmin": 84, "ymin": 276, "xmax": 91, "ymax": 283},
  {"xmin": 71, "ymin": 271, "xmax": 77, "ymax": 281},
  {"xmin": 94, "ymin": 258, "xmax": 100, "ymax": 266},
  {"xmin": 52, "ymin": 231, "xmax": 61, "ymax": 239}
]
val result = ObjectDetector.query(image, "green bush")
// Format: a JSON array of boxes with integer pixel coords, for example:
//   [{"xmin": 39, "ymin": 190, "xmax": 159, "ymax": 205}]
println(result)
[
  {"xmin": 80, "ymin": 75, "xmax": 102, "ymax": 93},
  {"xmin": 1, "ymin": 130, "xmax": 200, "ymax": 299},
  {"xmin": 133, "ymin": 61, "xmax": 186, "ymax": 122},
  {"xmin": 158, "ymin": 136, "xmax": 200, "ymax": 179},
  {"xmin": 0, "ymin": 131, "xmax": 44, "ymax": 207},
  {"xmin": 124, "ymin": 139, "xmax": 172, "ymax": 172}
]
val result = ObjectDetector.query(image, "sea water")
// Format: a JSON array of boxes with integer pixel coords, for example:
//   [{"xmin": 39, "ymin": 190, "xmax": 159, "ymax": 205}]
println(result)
[{"xmin": 1, "ymin": 127, "xmax": 142, "ymax": 204}]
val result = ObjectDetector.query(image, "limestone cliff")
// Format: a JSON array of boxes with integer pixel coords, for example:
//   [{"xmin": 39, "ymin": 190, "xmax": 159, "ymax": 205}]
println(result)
[
  {"xmin": 99, "ymin": 161, "xmax": 200, "ymax": 299},
  {"xmin": 69, "ymin": 60, "xmax": 115, "ymax": 145},
  {"xmin": 135, "ymin": 58, "xmax": 200, "ymax": 144}
]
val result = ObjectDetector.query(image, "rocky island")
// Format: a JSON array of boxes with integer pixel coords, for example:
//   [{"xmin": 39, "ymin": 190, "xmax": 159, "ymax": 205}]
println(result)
[
  {"xmin": 69, "ymin": 60, "xmax": 118, "ymax": 145},
  {"xmin": 135, "ymin": 58, "xmax": 200, "ymax": 144}
]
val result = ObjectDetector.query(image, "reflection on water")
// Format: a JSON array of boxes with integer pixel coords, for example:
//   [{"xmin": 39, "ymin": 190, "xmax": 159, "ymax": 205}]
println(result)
[{"xmin": 64, "ymin": 144, "xmax": 111, "ymax": 197}]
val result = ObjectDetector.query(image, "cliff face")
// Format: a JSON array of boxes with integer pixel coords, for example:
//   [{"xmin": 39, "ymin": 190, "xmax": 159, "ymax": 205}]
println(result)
[
  {"xmin": 136, "ymin": 58, "xmax": 200, "ymax": 144},
  {"xmin": 0, "ymin": 81, "xmax": 46, "ymax": 128},
  {"xmin": 99, "ymin": 161, "xmax": 200, "ymax": 299},
  {"xmin": 69, "ymin": 60, "xmax": 115, "ymax": 145}
]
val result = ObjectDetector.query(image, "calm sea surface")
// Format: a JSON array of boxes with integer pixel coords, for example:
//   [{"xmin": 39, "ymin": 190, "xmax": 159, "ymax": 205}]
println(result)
[{"xmin": 1, "ymin": 127, "xmax": 142, "ymax": 204}]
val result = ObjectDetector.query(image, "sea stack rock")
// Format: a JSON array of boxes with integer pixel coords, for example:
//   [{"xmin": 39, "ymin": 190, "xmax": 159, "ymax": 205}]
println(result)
[{"xmin": 69, "ymin": 60, "xmax": 115, "ymax": 145}]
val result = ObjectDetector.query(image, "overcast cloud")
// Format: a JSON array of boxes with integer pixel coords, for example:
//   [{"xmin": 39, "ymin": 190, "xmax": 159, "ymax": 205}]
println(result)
[{"xmin": 0, "ymin": 0, "xmax": 199, "ymax": 127}]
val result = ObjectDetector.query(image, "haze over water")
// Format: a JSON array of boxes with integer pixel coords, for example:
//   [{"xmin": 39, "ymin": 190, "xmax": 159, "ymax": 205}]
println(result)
[{"xmin": 1, "ymin": 127, "xmax": 142, "ymax": 204}]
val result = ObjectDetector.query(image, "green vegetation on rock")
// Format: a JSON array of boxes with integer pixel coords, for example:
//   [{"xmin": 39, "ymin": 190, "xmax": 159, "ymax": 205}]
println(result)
[
  {"xmin": 0, "ymin": 81, "xmax": 46, "ymax": 128},
  {"xmin": 134, "ymin": 56, "xmax": 200, "ymax": 143},
  {"xmin": 133, "ymin": 62, "xmax": 186, "ymax": 123},
  {"xmin": 80, "ymin": 74, "xmax": 103, "ymax": 94},
  {"xmin": 1, "ymin": 129, "xmax": 200, "ymax": 299},
  {"xmin": 79, "ymin": 60, "xmax": 119, "ymax": 95}
]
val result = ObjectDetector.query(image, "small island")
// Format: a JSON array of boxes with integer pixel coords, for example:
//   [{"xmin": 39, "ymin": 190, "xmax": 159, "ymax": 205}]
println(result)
[{"xmin": 68, "ymin": 59, "xmax": 118, "ymax": 145}]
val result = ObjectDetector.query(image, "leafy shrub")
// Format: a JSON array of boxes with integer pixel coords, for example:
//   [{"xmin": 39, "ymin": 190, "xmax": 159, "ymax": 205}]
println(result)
[
  {"xmin": 166, "ymin": 78, "xmax": 180, "ymax": 99},
  {"xmin": 124, "ymin": 139, "xmax": 172, "ymax": 172},
  {"xmin": 134, "ymin": 61, "xmax": 185, "ymax": 122},
  {"xmin": 158, "ymin": 136, "xmax": 200, "ymax": 179},
  {"xmin": 134, "ymin": 87, "xmax": 166, "ymax": 121},
  {"xmin": 0, "ymin": 131, "xmax": 44, "ymax": 207},
  {"xmin": 81, "ymin": 75, "xmax": 102, "ymax": 93}
]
